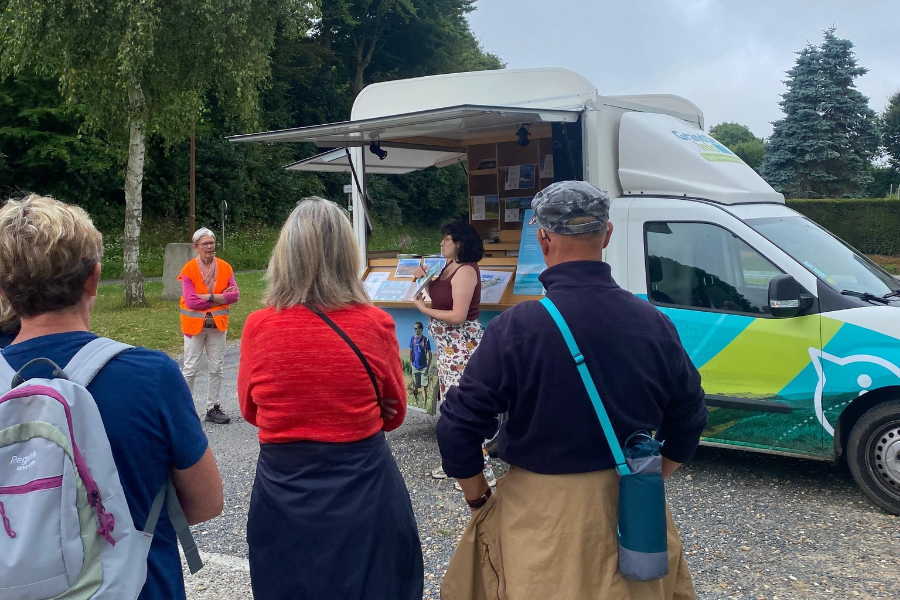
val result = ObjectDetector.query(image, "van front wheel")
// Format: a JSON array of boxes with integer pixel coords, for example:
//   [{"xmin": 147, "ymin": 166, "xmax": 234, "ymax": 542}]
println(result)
[{"xmin": 847, "ymin": 400, "xmax": 900, "ymax": 515}]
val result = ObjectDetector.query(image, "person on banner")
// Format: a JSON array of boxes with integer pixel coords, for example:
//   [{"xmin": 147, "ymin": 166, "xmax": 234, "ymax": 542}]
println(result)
[
  {"xmin": 411, "ymin": 221, "xmax": 495, "ymax": 487},
  {"xmin": 0, "ymin": 194, "xmax": 223, "ymax": 600},
  {"xmin": 238, "ymin": 197, "xmax": 424, "ymax": 600},
  {"xmin": 179, "ymin": 227, "xmax": 239, "ymax": 424},
  {"xmin": 436, "ymin": 181, "xmax": 708, "ymax": 600},
  {"xmin": 409, "ymin": 321, "xmax": 432, "ymax": 402}
]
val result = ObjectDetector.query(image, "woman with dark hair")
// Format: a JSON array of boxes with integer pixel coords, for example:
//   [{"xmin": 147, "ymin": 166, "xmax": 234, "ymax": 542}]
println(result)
[{"xmin": 413, "ymin": 220, "xmax": 490, "ymax": 482}]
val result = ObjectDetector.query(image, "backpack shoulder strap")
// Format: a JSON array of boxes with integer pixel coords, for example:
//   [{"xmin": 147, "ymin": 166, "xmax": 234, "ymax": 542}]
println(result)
[
  {"xmin": 63, "ymin": 337, "xmax": 134, "ymax": 388},
  {"xmin": 540, "ymin": 297, "xmax": 631, "ymax": 476},
  {"xmin": 0, "ymin": 352, "xmax": 17, "ymax": 392},
  {"xmin": 145, "ymin": 475, "xmax": 203, "ymax": 574}
]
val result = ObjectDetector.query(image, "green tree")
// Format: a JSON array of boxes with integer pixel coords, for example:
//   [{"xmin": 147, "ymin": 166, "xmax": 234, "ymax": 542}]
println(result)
[
  {"xmin": 882, "ymin": 90, "xmax": 900, "ymax": 173},
  {"xmin": 318, "ymin": 0, "xmax": 417, "ymax": 97},
  {"xmin": 0, "ymin": 72, "xmax": 122, "ymax": 227},
  {"xmin": 761, "ymin": 29, "xmax": 881, "ymax": 198},
  {"xmin": 709, "ymin": 122, "xmax": 766, "ymax": 172},
  {"xmin": 0, "ymin": 0, "xmax": 306, "ymax": 305}
]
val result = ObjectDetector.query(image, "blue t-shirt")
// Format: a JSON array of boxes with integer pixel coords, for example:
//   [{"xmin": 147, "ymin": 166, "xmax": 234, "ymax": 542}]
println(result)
[
  {"xmin": 1, "ymin": 332, "xmax": 209, "ymax": 600},
  {"xmin": 408, "ymin": 334, "xmax": 431, "ymax": 370}
]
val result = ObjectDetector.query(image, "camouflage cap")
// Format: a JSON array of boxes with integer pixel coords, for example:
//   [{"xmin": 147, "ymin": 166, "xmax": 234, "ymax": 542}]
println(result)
[{"xmin": 528, "ymin": 180, "xmax": 611, "ymax": 235}]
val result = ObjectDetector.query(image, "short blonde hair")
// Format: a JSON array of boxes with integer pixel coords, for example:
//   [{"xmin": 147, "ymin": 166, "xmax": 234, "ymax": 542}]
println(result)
[
  {"xmin": 0, "ymin": 194, "xmax": 103, "ymax": 317},
  {"xmin": 265, "ymin": 197, "xmax": 370, "ymax": 310}
]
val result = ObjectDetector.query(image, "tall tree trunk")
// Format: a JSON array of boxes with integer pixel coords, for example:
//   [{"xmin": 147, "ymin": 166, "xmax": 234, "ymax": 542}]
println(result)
[{"xmin": 123, "ymin": 82, "xmax": 148, "ymax": 307}]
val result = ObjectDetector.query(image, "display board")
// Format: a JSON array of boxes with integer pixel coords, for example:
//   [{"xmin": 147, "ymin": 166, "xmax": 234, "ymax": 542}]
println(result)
[{"xmin": 467, "ymin": 134, "xmax": 556, "ymax": 243}]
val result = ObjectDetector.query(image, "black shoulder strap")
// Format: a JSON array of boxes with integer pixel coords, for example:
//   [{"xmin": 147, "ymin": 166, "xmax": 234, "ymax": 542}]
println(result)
[{"xmin": 311, "ymin": 307, "xmax": 382, "ymax": 406}]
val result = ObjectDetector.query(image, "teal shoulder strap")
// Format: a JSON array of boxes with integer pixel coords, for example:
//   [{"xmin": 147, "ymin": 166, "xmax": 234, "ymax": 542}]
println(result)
[{"xmin": 540, "ymin": 297, "xmax": 631, "ymax": 476}]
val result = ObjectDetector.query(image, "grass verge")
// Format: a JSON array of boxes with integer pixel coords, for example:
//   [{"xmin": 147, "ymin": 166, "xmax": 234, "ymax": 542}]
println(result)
[
  {"xmin": 92, "ymin": 272, "xmax": 267, "ymax": 354},
  {"xmin": 368, "ymin": 223, "xmax": 443, "ymax": 255},
  {"xmin": 100, "ymin": 222, "xmax": 278, "ymax": 280},
  {"xmin": 870, "ymin": 254, "xmax": 900, "ymax": 275}
]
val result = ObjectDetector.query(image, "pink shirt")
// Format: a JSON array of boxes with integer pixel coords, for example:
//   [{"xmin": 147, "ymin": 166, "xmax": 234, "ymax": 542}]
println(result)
[{"xmin": 181, "ymin": 274, "xmax": 239, "ymax": 311}]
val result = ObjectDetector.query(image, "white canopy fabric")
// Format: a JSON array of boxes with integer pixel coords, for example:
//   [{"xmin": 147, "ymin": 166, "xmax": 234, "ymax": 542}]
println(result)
[
  {"xmin": 228, "ymin": 104, "xmax": 581, "ymax": 147},
  {"xmin": 284, "ymin": 145, "xmax": 466, "ymax": 175}
]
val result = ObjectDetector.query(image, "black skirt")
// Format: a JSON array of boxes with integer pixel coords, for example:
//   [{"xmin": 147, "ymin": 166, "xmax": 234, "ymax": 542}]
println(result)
[{"xmin": 247, "ymin": 432, "xmax": 424, "ymax": 600}]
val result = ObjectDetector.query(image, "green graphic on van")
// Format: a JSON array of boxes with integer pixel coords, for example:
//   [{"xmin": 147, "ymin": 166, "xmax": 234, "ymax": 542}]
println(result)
[
  {"xmin": 671, "ymin": 130, "xmax": 744, "ymax": 164},
  {"xmin": 648, "ymin": 301, "xmax": 900, "ymax": 458}
]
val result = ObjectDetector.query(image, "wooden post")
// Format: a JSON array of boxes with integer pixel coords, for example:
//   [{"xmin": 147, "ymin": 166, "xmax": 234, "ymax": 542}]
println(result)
[{"xmin": 189, "ymin": 118, "xmax": 196, "ymax": 239}]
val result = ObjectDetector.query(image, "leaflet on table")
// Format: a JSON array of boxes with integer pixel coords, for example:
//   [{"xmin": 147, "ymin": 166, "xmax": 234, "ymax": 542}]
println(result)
[
  {"xmin": 479, "ymin": 270, "xmax": 512, "ymax": 303},
  {"xmin": 363, "ymin": 271, "xmax": 389, "ymax": 300},
  {"xmin": 513, "ymin": 209, "xmax": 547, "ymax": 295},
  {"xmin": 394, "ymin": 258, "xmax": 421, "ymax": 278},
  {"xmin": 504, "ymin": 164, "xmax": 536, "ymax": 190},
  {"xmin": 372, "ymin": 281, "xmax": 415, "ymax": 302}
]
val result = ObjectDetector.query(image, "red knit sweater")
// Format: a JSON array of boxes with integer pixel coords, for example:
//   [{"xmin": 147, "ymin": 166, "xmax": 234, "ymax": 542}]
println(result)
[{"xmin": 238, "ymin": 303, "xmax": 407, "ymax": 443}]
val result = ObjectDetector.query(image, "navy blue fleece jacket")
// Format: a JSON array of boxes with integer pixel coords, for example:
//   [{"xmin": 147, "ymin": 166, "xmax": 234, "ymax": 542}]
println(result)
[{"xmin": 436, "ymin": 260, "xmax": 707, "ymax": 479}]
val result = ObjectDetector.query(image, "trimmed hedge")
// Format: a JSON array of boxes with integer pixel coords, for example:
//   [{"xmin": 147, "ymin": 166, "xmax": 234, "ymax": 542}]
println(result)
[{"xmin": 786, "ymin": 198, "xmax": 900, "ymax": 256}]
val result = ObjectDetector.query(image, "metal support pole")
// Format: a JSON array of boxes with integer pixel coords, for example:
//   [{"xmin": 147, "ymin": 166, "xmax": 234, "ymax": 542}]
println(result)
[
  {"xmin": 349, "ymin": 147, "xmax": 367, "ymax": 275},
  {"xmin": 189, "ymin": 119, "xmax": 196, "ymax": 238},
  {"xmin": 221, "ymin": 199, "xmax": 227, "ymax": 252}
]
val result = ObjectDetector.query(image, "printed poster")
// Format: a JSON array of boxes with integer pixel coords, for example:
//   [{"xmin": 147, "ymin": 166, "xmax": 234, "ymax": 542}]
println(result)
[
  {"xmin": 540, "ymin": 154, "xmax": 554, "ymax": 179},
  {"xmin": 504, "ymin": 197, "xmax": 533, "ymax": 222},
  {"xmin": 483, "ymin": 195, "xmax": 500, "ymax": 219},
  {"xmin": 504, "ymin": 164, "xmax": 536, "ymax": 190},
  {"xmin": 471, "ymin": 195, "xmax": 486, "ymax": 221},
  {"xmin": 513, "ymin": 209, "xmax": 548, "ymax": 295},
  {"xmin": 479, "ymin": 270, "xmax": 512, "ymax": 304}
]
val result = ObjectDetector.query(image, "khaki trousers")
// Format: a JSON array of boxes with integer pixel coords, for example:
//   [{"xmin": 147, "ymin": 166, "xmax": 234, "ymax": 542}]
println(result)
[
  {"xmin": 441, "ymin": 466, "xmax": 696, "ymax": 600},
  {"xmin": 182, "ymin": 328, "xmax": 227, "ymax": 410}
]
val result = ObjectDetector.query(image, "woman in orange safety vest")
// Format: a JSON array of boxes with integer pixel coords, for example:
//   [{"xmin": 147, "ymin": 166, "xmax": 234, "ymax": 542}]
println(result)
[{"xmin": 179, "ymin": 227, "xmax": 240, "ymax": 424}]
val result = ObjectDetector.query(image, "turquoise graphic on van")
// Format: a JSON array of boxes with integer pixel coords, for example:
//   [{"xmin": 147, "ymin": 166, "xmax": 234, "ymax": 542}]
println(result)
[{"xmin": 642, "ymin": 297, "xmax": 900, "ymax": 458}]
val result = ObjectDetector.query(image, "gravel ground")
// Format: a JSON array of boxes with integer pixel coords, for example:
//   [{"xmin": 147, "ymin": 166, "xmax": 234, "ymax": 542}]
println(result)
[{"xmin": 179, "ymin": 345, "xmax": 899, "ymax": 600}]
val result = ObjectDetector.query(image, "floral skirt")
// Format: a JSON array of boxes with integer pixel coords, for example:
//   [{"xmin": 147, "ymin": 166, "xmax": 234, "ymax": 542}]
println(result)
[{"xmin": 429, "ymin": 319, "xmax": 483, "ymax": 399}]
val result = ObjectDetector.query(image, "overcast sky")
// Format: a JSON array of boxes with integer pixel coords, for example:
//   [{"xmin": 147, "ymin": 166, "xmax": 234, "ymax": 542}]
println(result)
[{"xmin": 466, "ymin": 0, "xmax": 899, "ymax": 139}]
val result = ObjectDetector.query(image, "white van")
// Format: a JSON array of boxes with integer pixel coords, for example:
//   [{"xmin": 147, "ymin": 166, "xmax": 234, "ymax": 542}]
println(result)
[{"xmin": 231, "ymin": 67, "xmax": 900, "ymax": 514}]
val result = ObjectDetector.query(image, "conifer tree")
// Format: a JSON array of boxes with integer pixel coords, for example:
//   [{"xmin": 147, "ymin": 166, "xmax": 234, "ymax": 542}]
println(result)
[
  {"xmin": 882, "ymin": 91, "xmax": 900, "ymax": 173},
  {"xmin": 761, "ymin": 28, "xmax": 881, "ymax": 198}
]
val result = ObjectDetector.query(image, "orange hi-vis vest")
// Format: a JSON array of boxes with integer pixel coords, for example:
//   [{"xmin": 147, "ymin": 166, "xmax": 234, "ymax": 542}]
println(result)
[{"xmin": 179, "ymin": 258, "xmax": 234, "ymax": 335}]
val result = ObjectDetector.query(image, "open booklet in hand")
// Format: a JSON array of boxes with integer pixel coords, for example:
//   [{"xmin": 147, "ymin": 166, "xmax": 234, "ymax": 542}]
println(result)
[{"xmin": 411, "ymin": 262, "xmax": 443, "ymax": 299}]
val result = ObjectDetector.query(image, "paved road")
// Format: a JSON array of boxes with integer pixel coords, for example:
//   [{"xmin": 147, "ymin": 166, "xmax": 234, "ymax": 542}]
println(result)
[{"xmin": 179, "ymin": 345, "xmax": 899, "ymax": 600}]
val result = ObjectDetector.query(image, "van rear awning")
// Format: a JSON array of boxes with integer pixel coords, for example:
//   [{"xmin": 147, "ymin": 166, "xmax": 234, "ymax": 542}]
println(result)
[
  {"xmin": 285, "ymin": 145, "xmax": 466, "ymax": 175},
  {"xmin": 228, "ymin": 104, "xmax": 581, "ymax": 147}
]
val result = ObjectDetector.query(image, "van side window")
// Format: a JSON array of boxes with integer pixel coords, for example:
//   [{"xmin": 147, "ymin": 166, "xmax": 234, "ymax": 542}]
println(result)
[{"xmin": 645, "ymin": 222, "xmax": 783, "ymax": 314}]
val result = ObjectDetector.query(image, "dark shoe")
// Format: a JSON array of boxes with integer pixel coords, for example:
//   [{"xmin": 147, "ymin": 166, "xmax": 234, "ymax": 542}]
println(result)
[{"xmin": 205, "ymin": 405, "xmax": 231, "ymax": 424}]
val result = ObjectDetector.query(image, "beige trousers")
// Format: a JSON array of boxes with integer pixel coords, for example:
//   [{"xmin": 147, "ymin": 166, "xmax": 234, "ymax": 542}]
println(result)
[
  {"xmin": 441, "ymin": 466, "xmax": 697, "ymax": 600},
  {"xmin": 182, "ymin": 328, "xmax": 227, "ymax": 411}
]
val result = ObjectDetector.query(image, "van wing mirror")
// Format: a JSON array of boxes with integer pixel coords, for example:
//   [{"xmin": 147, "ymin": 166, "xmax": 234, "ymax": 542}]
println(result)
[{"xmin": 768, "ymin": 274, "xmax": 803, "ymax": 318}]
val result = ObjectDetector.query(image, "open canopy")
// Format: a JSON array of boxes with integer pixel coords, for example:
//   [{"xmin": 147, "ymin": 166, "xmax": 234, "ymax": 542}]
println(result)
[
  {"xmin": 284, "ymin": 145, "xmax": 466, "ymax": 175},
  {"xmin": 228, "ymin": 104, "xmax": 581, "ymax": 148}
]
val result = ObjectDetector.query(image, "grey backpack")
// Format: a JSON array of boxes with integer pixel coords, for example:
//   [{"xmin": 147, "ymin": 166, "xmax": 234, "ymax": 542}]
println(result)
[{"xmin": 0, "ymin": 337, "xmax": 201, "ymax": 600}]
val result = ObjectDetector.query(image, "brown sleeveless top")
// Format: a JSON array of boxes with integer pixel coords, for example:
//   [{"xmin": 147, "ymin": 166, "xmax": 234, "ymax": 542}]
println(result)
[{"xmin": 428, "ymin": 262, "xmax": 481, "ymax": 321}]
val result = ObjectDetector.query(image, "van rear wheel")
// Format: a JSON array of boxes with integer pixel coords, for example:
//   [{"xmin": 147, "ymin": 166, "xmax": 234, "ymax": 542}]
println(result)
[{"xmin": 847, "ymin": 400, "xmax": 900, "ymax": 515}]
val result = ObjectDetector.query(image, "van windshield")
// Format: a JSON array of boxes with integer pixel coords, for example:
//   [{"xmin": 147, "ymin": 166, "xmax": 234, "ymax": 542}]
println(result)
[{"xmin": 746, "ymin": 216, "xmax": 900, "ymax": 297}]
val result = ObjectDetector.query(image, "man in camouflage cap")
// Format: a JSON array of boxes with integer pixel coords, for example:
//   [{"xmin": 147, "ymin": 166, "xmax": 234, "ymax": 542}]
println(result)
[
  {"xmin": 437, "ymin": 179, "xmax": 705, "ymax": 598},
  {"xmin": 528, "ymin": 179, "xmax": 612, "ymax": 235}
]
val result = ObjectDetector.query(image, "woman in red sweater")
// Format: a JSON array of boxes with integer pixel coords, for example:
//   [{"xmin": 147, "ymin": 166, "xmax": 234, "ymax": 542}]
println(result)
[{"xmin": 238, "ymin": 197, "xmax": 423, "ymax": 600}]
